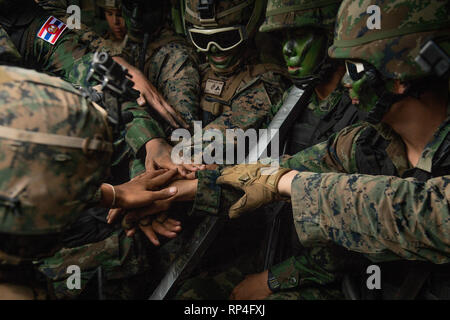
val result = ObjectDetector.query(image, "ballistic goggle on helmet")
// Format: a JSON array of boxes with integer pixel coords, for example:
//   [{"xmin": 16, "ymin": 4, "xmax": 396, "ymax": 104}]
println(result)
[{"xmin": 185, "ymin": 0, "xmax": 266, "ymax": 52}]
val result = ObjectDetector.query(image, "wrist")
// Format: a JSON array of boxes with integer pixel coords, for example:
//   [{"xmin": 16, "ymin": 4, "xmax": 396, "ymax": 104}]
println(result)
[
  {"xmin": 267, "ymin": 270, "xmax": 280, "ymax": 293},
  {"xmin": 100, "ymin": 183, "xmax": 116, "ymax": 208},
  {"xmin": 277, "ymin": 170, "xmax": 298, "ymax": 197}
]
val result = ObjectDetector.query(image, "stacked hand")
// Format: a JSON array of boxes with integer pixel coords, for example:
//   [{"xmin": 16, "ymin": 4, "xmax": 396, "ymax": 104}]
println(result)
[
  {"xmin": 217, "ymin": 163, "xmax": 292, "ymax": 218},
  {"xmin": 144, "ymin": 138, "xmax": 204, "ymax": 179},
  {"xmin": 105, "ymin": 168, "xmax": 199, "ymax": 245}
]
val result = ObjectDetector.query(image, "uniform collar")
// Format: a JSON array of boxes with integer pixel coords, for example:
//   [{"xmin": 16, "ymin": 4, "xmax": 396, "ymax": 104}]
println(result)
[{"xmin": 415, "ymin": 100, "xmax": 450, "ymax": 173}]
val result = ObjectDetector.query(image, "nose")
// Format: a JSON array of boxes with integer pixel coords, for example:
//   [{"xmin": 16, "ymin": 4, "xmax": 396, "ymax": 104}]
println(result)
[
  {"xmin": 283, "ymin": 40, "xmax": 296, "ymax": 58},
  {"xmin": 209, "ymin": 44, "xmax": 219, "ymax": 54}
]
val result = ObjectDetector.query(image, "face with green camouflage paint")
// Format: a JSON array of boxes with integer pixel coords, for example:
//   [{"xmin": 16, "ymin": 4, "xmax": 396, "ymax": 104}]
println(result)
[
  {"xmin": 207, "ymin": 43, "xmax": 245, "ymax": 72},
  {"xmin": 282, "ymin": 28, "xmax": 328, "ymax": 79},
  {"xmin": 342, "ymin": 64, "xmax": 397, "ymax": 112}
]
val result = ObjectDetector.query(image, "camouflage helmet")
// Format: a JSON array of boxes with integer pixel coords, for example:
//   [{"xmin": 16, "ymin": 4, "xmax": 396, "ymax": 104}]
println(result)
[
  {"xmin": 0, "ymin": 27, "xmax": 22, "ymax": 65},
  {"xmin": 328, "ymin": 0, "xmax": 450, "ymax": 80},
  {"xmin": 0, "ymin": 66, "xmax": 113, "ymax": 263},
  {"xmin": 260, "ymin": 0, "xmax": 342, "ymax": 33},
  {"xmin": 97, "ymin": 0, "xmax": 122, "ymax": 9},
  {"xmin": 185, "ymin": 0, "xmax": 266, "ymax": 34}
]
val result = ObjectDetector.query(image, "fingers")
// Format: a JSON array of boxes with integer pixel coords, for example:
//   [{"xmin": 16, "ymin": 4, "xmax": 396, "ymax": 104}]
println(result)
[
  {"xmin": 152, "ymin": 218, "xmax": 181, "ymax": 239},
  {"xmin": 143, "ymin": 188, "xmax": 178, "ymax": 206},
  {"xmin": 145, "ymin": 159, "xmax": 157, "ymax": 173},
  {"xmin": 146, "ymin": 169, "xmax": 179, "ymax": 189},
  {"xmin": 139, "ymin": 223, "xmax": 160, "ymax": 246},
  {"xmin": 216, "ymin": 174, "xmax": 242, "ymax": 189},
  {"xmin": 135, "ymin": 199, "xmax": 173, "ymax": 217},
  {"xmin": 107, "ymin": 208, "xmax": 123, "ymax": 224},
  {"xmin": 126, "ymin": 228, "xmax": 136, "ymax": 237},
  {"xmin": 143, "ymin": 168, "xmax": 170, "ymax": 179},
  {"xmin": 228, "ymin": 195, "xmax": 247, "ymax": 219},
  {"xmin": 184, "ymin": 171, "xmax": 197, "ymax": 180},
  {"xmin": 144, "ymin": 91, "xmax": 181, "ymax": 129},
  {"xmin": 162, "ymin": 101, "xmax": 189, "ymax": 129},
  {"xmin": 183, "ymin": 163, "xmax": 205, "ymax": 172},
  {"xmin": 137, "ymin": 95, "xmax": 146, "ymax": 106}
]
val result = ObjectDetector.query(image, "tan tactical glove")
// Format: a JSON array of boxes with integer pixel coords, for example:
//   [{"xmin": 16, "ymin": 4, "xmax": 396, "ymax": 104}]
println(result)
[{"xmin": 216, "ymin": 163, "xmax": 291, "ymax": 218}]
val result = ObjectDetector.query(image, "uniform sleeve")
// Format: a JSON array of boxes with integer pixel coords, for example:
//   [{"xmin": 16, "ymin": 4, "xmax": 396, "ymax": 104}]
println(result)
[
  {"xmin": 27, "ymin": 17, "xmax": 119, "ymax": 86},
  {"xmin": 147, "ymin": 41, "xmax": 201, "ymax": 126},
  {"xmin": 291, "ymin": 172, "xmax": 450, "ymax": 264},
  {"xmin": 25, "ymin": 17, "xmax": 92, "ymax": 86},
  {"xmin": 190, "ymin": 100, "xmax": 365, "ymax": 217},
  {"xmin": 281, "ymin": 123, "xmax": 365, "ymax": 173},
  {"xmin": 26, "ymin": 17, "xmax": 165, "ymax": 154},
  {"xmin": 122, "ymin": 101, "xmax": 166, "ymax": 154},
  {"xmin": 190, "ymin": 166, "xmax": 243, "ymax": 216}
]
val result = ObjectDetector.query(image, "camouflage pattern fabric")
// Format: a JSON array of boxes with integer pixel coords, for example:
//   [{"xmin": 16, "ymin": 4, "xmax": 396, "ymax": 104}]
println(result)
[
  {"xmin": 174, "ymin": 245, "xmax": 354, "ymax": 300},
  {"xmin": 37, "ymin": 0, "xmax": 110, "ymax": 35},
  {"xmin": 199, "ymin": 60, "xmax": 291, "ymax": 136},
  {"xmin": 0, "ymin": 65, "xmax": 112, "ymax": 249},
  {"xmin": 191, "ymin": 83, "xmax": 346, "ymax": 217},
  {"xmin": 0, "ymin": 9, "xmax": 170, "ymax": 300},
  {"xmin": 122, "ymin": 26, "xmax": 201, "ymax": 132},
  {"xmin": 36, "ymin": 1, "xmax": 124, "ymax": 56},
  {"xmin": 0, "ymin": 28, "xmax": 21, "ymax": 64},
  {"xmin": 328, "ymin": 0, "xmax": 450, "ymax": 80},
  {"xmin": 36, "ymin": 230, "xmax": 157, "ymax": 299},
  {"xmin": 0, "ymin": 65, "xmax": 113, "ymax": 298},
  {"xmin": 286, "ymin": 106, "xmax": 450, "ymax": 263},
  {"xmin": 0, "ymin": 12, "xmax": 167, "ymax": 155},
  {"xmin": 259, "ymin": 0, "xmax": 342, "ymax": 33},
  {"xmin": 182, "ymin": 104, "xmax": 450, "ymax": 298},
  {"xmin": 185, "ymin": 0, "xmax": 257, "ymax": 28}
]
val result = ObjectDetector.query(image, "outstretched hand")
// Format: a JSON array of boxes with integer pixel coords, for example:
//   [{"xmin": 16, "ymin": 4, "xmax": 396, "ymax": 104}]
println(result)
[
  {"xmin": 108, "ymin": 209, "xmax": 182, "ymax": 246},
  {"xmin": 101, "ymin": 169, "xmax": 178, "ymax": 209},
  {"xmin": 106, "ymin": 177, "xmax": 198, "ymax": 244},
  {"xmin": 145, "ymin": 138, "xmax": 204, "ymax": 179},
  {"xmin": 216, "ymin": 163, "xmax": 291, "ymax": 218},
  {"xmin": 112, "ymin": 56, "xmax": 189, "ymax": 129}
]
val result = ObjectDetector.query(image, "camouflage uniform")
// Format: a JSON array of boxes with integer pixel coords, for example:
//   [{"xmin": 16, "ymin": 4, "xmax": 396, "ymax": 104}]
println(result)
[
  {"xmin": 178, "ymin": 0, "xmax": 450, "ymax": 300},
  {"xmin": 0, "ymin": 5, "xmax": 170, "ymax": 299},
  {"xmin": 174, "ymin": 0, "xmax": 361, "ymax": 300},
  {"xmin": 139, "ymin": 0, "xmax": 292, "ymax": 298},
  {"xmin": 36, "ymin": 0, "xmax": 124, "ymax": 56},
  {"xmin": 0, "ymin": 60, "xmax": 113, "ymax": 299},
  {"xmin": 37, "ymin": 0, "xmax": 110, "ymax": 35},
  {"xmin": 182, "ymin": 0, "xmax": 291, "ymax": 143},
  {"xmin": 122, "ymin": 25, "xmax": 201, "ymax": 136},
  {"xmin": 0, "ymin": 2, "xmax": 167, "ymax": 173}
]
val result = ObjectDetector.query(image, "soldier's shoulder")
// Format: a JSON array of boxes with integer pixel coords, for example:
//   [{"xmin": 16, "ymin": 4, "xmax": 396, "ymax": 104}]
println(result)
[
  {"xmin": 332, "ymin": 122, "xmax": 372, "ymax": 159},
  {"xmin": 334, "ymin": 122, "xmax": 370, "ymax": 144},
  {"xmin": 0, "ymin": 65, "xmax": 80, "ymax": 99},
  {"xmin": 151, "ymin": 32, "xmax": 199, "ymax": 65}
]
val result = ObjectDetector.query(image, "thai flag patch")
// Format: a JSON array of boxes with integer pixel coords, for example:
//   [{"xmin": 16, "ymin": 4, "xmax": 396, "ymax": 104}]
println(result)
[{"xmin": 37, "ymin": 16, "xmax": 67, "ymax": 45}]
